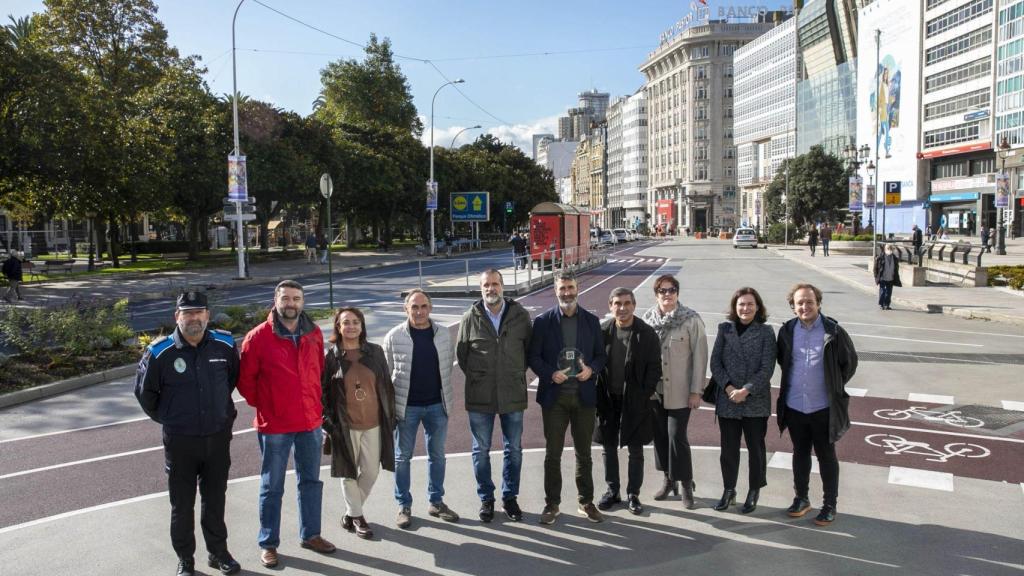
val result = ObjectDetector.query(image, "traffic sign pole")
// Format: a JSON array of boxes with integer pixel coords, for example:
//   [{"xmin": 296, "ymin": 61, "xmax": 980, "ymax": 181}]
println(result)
[{"xmin": 320, "ymin": 174, "xmax": 334, "ymax": 309}]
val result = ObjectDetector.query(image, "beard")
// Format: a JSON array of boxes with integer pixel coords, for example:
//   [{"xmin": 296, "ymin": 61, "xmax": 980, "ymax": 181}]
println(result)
[
  {"xmin": 179, "ymin": 319, "xmax": 207, "ymax": 338},
  {"xmin": 558, "ymin": 295, "xmax": 578, "ymax": 309},
  {"xmin": 277, "ymin": 305, "xmax": 300, "ymax": 320},
  {"xmin": 483, "ymin": 292, "xmax": 502, "ymax": 306}
]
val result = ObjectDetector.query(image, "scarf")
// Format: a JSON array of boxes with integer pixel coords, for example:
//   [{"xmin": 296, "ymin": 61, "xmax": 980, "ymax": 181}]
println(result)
[{"xmin": 642, "ymin": 304, "xmax": 698, "ymax": 341}]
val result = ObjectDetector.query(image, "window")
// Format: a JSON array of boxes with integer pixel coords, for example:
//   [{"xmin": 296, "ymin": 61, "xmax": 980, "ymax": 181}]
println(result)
[
  {"xmin": 931, "ymin": 160, "xmax": 965, "ymax": 179},
  {"xmin": 925, "ymin": 58, "xmax": 990, "ymax": 93},
  {"xmin": 927, "ymin": 0, "xmax": 993, "ymax": 38},
  {"xmin": 724, "ymin": 147, "xmax": 736, "ymax": 159},
  {"xmin": 970, "ymin": 157, "xmax": 995, "ymax": 175},
  {"xmin": 721, "ymin": 44, "xmax": 736, "ymax": 56},
  {"xmin": 724, "ymin": 86, "xmax": 733, "ymax": 98},
  {"xmin": 924, "ymin": 89, "xmax": 990, "ymax": 121},
  {"xmin": 925, "ymin": 27, "xmax": 992, "ymax": 66},
  {"xmin": 691, "ymin": 46, "xmax": 709, "ymax": 59},
  {"xmin": 725, "ymin": 65, "xmax": 733, "ymax": 78},
  {"xmin": 923, "ymin": 121, "xmax": 982, "ymax": 149}
]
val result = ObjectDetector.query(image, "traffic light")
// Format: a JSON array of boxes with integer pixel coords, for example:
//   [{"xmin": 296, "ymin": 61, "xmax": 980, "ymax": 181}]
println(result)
[{"xmin": 505, "ymin": 201, "xmax": 514, "ymax": 215}]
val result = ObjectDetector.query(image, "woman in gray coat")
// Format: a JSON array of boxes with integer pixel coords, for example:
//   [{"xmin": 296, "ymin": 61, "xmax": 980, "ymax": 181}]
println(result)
[{"xmin": 709, "ymin": 287, "xmax": 776, "ymax": 514}]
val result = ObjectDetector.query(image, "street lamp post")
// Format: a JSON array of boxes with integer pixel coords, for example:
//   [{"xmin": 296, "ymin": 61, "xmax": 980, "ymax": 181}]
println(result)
[
  {"xmin": 997, "ymin": 136, "xmax": 1011, "ymax": 256},
  {"xmin": 85, "ymin": 211, "xmax": 97, "ymax": 272},
  {"xmin": 230, "ymin": 0, "xmax": 248, "ymax": 279},
  {"xmin": 783, "ymin": 159, "xmax": 789, "ymax": 248},
  {"xmin": 429, "ymin": 78, "xmax": 465, "ymax": 256},
  {"xmin": 449, "ymin": 125, "xmax": 481, "ymax": 149},
  {"xmin": 843, "ymin": 143, "xmax": 872, "ymax": 237},
  {"xmin": 867, "ymin": 160, "xmax": 877, "ymax": 256}
]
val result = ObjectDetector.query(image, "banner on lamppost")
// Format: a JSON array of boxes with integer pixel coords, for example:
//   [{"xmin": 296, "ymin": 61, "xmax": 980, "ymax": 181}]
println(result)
[
  {"xmin": 848, "ymin": 175, "xmax": 863, "ymax": 212},
  {"xmin": 228, "ymin": 155, "xmax": 248, "ymax": 201},
  {"xmin": 426, "ymin": 180, "xmax": 438, "ymax": 210},
  {"xmin": 865, "ymin": 184, "xmax": 876, "ymax": 208},
  {"xmin": 996, "ymin": 172, "xmax": 1010, "ymax": 208}
]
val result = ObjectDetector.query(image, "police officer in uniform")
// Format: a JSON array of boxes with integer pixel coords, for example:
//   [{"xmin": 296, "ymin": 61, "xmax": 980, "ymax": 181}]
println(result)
[{"xmin": 135, "ymin": 292, "xmax": 241, "ymax": 576}]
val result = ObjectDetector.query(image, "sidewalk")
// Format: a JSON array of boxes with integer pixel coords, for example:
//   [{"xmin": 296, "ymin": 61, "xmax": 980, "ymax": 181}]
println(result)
[
  {"xmin": 770, "ymin": 236, "xmax": 1024, "ymax": 327},
  {"xmin": 6, "ymin": 246, "xmax": 433, "ymax": 308}
]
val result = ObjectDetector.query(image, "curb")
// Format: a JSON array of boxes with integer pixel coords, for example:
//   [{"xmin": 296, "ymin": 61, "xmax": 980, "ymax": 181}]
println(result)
[
  {"xmin": 0, "ymin": 363, "xmax": 136, "ymax": 410},
  {"xmin": 768, "ymin": 248, "xmax": 1024, "ymax": 328}
]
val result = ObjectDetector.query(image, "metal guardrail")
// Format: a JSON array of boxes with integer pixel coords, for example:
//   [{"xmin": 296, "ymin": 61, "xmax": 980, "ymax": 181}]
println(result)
[{"xmin": 880, "ymin": 240, "xmax": 983, "ymax": 267}]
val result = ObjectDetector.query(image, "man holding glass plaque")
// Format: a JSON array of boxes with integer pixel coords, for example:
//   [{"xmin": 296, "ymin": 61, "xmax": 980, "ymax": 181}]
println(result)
[{"xmin": 528, "ymin": 271, "xmax": 608, "ymax": 525}]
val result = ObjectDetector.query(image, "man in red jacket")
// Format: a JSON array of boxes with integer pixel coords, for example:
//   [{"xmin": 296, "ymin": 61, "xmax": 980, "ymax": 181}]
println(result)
[{"xmin": 238, "ymin": 280, "xmax": 335, "ymax": 568}]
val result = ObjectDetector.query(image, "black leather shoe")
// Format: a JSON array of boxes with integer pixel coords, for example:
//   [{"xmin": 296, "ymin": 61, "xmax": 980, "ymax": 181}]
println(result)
[
  {"xmin": 597, "ymin": 490, "xmax": 621, "ymax": 511},
  {"xmin": 713, "ymin": 489, "xmax": 737, "ymax": 511},
  {"xmin": 176, "ymin": 558, "xmax": 195, "ymax": 576},
  {"xmin": 626, "ymin": 494, "xmax": 643, "ymax": 515},
  {"xmin": 787, "ymin": 497, "xmax": 812, "ymax": 518},
  {"xmin": 814, "ymin": 504, "xmax": 836, "ymax": 526},
  {"xmin": 502, "ymin": 498, "xmax": 523, "ymax": 522},
  {"xmin": 342, "ymin": 514, "xmax": 355, "ymax": 532},
  {"xmin": 207, "ymin": 553, "xmax": 240, "ymax": 575},
  {"xmin": 479, "ymin": 500, "xmax": 495, "ymax": 523},
  {"xmin": 741, "ymin": 489, "xmax": 759, "ymax": 514}
]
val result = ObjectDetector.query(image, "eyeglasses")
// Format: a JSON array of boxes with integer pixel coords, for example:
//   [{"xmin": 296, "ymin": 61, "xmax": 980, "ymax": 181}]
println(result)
[{"xmin": 656, "ymin": 287, "xmax": 678, "ymax": 295}]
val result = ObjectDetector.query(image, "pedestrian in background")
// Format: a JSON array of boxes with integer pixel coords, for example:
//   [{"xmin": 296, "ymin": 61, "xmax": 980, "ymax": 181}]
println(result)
[
  {"xmin": 319, "ymin": 235, "xmax": 329, "ymax": 265},
  {"xmin": 457, "ymin": 269, "xmax": 532, "ymax": 522},
  {"xmin": 808, "ymin": 226, "xmax": 819, "ymax": 257},
  {"xmin": 912, "ymin": 224, "xmax": 923, "ymax": 256},
  {"xmin": 820, "ymin": 225, "xmax": 832, "ymax": 257},
  {"xmin": 873, "ymin": 244, "xmax": 901, "ymax": 311},
  {"xmin": 980, "ymin": 226, "xmax": 991, "ymax": 253},
  {"xmin": 135, "ymin": 292, "xmax": 241, "ymax": 576},
  {"xmin": 2, "ymin": 250, "xmax": 23, "ymax": 302},
  {"xmin": 641, "ymin": 274, "xmax": 707, "ymax": 509},
  {"xmin": 528, "ymin": 271, "xmax": 608, "ymax": 525},
  {"xmin": 709, "ymin": 287, "xmax": 776, "ymax": 515},
  {"xmin": 510, "ymin": 232, "xmax": 528, "ymax": 270},
  {"xmin": 384, "ymin": 289, "xmax": 460, "ymax": 528},
  {"xmin": 305, "ymin": 233, "xmax": 317, "ymax": 263},
  {"xmin": 595, "ymin": 287, "xmax": 661, "ymax": 515},
  {"xmin": 776, "ymin": 283, "xmax": 858, "ymax": 526},
  {"xmin": 238, "ymin": 280, "xmax": 336, "ymax": 568},
  {"xmin": 322, "ymin": 307, "xmax": 395, "ymax": 541}
]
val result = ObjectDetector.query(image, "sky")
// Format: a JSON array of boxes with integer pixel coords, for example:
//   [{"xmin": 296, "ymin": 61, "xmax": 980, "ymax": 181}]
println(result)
[{"xmin": 4, "ymin": 0, "xmax": 789, "ymax": 153}]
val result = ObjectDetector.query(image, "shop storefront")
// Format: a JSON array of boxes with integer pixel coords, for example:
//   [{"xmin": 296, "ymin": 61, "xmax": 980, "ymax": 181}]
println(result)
[{"xmin": 928, "ymin": 192, "xmax": 979, "ymax": 237}]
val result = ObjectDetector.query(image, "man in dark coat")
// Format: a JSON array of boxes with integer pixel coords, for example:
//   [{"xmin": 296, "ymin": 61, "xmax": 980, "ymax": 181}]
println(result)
[
  {"xmin": 2, "ymin": 251, "xmax": 24, "ymax": 302},
  {"xmin": 911, "ymin": 224, "xmax": 923, "ymax": 255},
  {"xmin": 776, "ymin": 283, "xmax": 858, "ymax": 526},
  {"xmin": 595, "ymin": 287, "xmax": 662, "ymax": 515},
  {"xmin": 528, "ymin": 271, "xmax": 608, "ymax": 525}
]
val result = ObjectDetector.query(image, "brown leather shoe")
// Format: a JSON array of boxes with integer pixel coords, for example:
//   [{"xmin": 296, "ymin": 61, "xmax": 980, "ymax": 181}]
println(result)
[
  {"xmin": 259, "ymin": 548, "xmax": 279, "ymax": 568},
  {"xmin": 300, "ymin": 535, "xmax": 336, "ymax": 554},
  {"xmin": 352, "ymin": 516, "xmax": 374, "ymax": 539}
]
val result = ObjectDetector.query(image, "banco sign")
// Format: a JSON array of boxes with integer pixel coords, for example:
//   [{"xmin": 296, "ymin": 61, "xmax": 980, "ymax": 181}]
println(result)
[{"xmin": 659, "ymin": 1, "xmax": 777, "ymax": 44}]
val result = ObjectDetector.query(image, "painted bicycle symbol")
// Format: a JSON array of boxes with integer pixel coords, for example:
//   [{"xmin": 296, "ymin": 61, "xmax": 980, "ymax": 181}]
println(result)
[
  {"xmin": 873, "ymin": 406, "xmax": 984, "ymax": 428},
  {"xmin": 864, "ymin": 434, "xmax": 991, "ymax": 463}
]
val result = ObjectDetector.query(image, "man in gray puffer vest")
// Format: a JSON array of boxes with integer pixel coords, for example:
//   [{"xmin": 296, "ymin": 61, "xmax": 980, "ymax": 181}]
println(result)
[{"xmin": 457, "ymin": 269, "xmax": 532, "ymax": 523}]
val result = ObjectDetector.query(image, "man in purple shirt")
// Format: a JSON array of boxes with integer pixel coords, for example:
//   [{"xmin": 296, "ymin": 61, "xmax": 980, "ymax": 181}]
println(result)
[{"xmin": 775, "ymin": 283, "xmax": 858, "ymax": 526}]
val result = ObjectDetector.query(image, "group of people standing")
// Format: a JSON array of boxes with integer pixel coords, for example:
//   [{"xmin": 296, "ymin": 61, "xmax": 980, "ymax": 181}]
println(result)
[{"xmin": 135, "ymin": 270, "xmax": 858, "ymax": 576}]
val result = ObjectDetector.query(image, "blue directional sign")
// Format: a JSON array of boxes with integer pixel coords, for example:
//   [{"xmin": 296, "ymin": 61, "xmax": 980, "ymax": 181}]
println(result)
[{"xmin": 450, "ymin": 191, "xmax": 490, "ymax": 222}]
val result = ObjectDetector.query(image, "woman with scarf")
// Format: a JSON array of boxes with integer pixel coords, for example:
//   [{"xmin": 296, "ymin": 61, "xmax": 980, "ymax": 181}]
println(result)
[
  {"xmin": 322, "ymin": 307, "xmax": 396, "ymax": 540},
  {"xmin": 709, "ymin": 287, "xmax": 776, "ymax": 514},
  {"xmin": 641, "ymin": 274, "xmax": 709, "ymax": 509}
]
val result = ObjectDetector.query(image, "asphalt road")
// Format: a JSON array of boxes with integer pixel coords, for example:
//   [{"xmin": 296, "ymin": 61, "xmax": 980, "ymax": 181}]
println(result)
[{"xmin": 1, "ymin": 238, "xmax": 1022, "ymax": 576}]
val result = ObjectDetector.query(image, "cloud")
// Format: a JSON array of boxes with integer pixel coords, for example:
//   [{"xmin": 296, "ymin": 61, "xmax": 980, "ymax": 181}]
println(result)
[{"xmin": 420, "ymin": 114, "xmax": 562, "ymax": 155}]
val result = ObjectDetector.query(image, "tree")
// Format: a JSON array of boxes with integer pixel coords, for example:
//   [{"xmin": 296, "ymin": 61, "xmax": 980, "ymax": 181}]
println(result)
[
  {"xmin": 37, "ymin": 0, "xmax": 178, "ymax": 266},
  {"xmin": 316, "ymin": 35, "xmax": 425, "ymax": 245},
  {"xmin": 763, "ymin": 145, "xmax": 849, "ymax": 230}
]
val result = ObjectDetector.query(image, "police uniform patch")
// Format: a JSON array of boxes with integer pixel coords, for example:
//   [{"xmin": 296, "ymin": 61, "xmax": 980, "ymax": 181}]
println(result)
[{"xmin": 173, "ymin": 358, "xmax": 187, "ymax": 373}]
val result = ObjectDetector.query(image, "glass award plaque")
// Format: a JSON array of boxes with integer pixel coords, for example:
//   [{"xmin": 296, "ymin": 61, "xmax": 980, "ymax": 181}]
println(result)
[{"xmin": 557, "ymin": 347, "xmax": 584, "ymax": 378}]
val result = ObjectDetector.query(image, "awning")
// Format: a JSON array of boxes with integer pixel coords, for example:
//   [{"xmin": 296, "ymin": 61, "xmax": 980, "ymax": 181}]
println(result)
[{"xmin": 929, "ymin": 192, "xmax": 979, "ymax": 203}]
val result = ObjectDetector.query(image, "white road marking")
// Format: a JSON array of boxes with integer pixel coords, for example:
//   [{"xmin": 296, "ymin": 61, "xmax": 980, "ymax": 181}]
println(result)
[
  {"xmin": 888, "ymin": 466, "xmax": 954, "ymax": 492},
  {"xmin": 846, "ymin": 387, "xmax": 868, "ymax": 397},
  {"xmin": 839, "ymin": 320, "xmax": 1024, "ymax": 339},
  {"xmin": 767, "ymin": 451, "xmax": 819, "ymax": 473},
  {"xmin": 1001, "ymin": 400, "xmax": 1024, "ymax": 411},
  {"xmin": 577, "ymin": 259, "xmax": 645, "ymax": 296},
  {"xmin": 907, "ymin": 393, "xmax": 955, "ymax": 405},
  {"xmin": 0, "ymin": 428, "xmax": 256, "ymax": 480},
  {"xmin": 845, "ymin": 333, "xmax": 984, "ymax": 347}
]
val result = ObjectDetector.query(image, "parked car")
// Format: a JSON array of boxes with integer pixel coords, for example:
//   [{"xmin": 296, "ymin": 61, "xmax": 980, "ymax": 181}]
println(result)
[
  {"xmin": 613, "ymin": 228, "xmax": 629, "ymax": 242},
  {"xmin": 733, "ymin": 227, "xmax": 758, "ymax": 249},
  {"xmin": 599, "ymin": 230, "xmax": 618, "ymax": 246}
]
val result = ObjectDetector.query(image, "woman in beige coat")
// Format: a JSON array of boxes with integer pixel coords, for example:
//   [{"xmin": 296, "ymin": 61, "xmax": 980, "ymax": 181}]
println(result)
[{"xmin": 641, "ymin": 274, "xmax": 709, "ymax": 509}]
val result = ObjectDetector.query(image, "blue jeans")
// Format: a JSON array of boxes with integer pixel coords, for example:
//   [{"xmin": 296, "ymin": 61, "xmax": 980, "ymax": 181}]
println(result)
[
  {"xmin": 468, "ymin": 410, "xmax": 524, "ymax": 502},
  {"xmin": 256, "ymin": 428, "xmax": 323, "ymax": 549},
  {"xmin": 878, "ymin": 281, "xmax": 894, "ymax": 307},
  {"xmin": 394, "ymin": 402, "xmax": 448, "ymax": 508}
]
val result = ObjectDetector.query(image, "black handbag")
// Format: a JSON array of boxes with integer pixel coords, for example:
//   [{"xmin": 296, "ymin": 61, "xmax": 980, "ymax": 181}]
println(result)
[{"xmin": 701, "ymin": 377, "xmax": 718, "ymax": 404}]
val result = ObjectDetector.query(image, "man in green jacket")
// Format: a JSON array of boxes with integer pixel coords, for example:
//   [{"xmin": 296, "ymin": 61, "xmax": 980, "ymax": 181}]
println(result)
[{"xmin": 456, "ymin": 269, "xmax": 532, "ymax": 523}]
